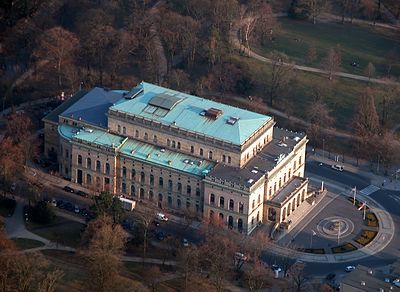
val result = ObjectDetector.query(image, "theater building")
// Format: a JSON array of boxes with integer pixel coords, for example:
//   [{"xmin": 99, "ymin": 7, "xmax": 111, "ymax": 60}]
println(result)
[{"xmin": 43, "ymin": 82, "xmax": 310, "ymax": 234}]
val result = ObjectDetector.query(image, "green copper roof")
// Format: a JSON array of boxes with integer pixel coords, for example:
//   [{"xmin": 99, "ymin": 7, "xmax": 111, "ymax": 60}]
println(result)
[
  {"xmin": 119, "ymin": 139, "xmax": 215, "ymax": 176},
  {"xmin": 58, "ymin": 125, "xmax": 215, "ymax": 176},
  {"xmin": 110, "ymin": 82, "xmax": 271, "ymax": 146}
]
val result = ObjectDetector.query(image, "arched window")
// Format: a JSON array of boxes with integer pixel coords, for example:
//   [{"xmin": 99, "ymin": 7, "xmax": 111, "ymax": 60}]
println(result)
[
  {"xmin": 228, "ymin": 216, "xmax": 233, "ymax": 229},
  {"xmin": 294, "ymin": 161, "xmax": 297, "ymax": 170},
  {"xmin": 284, "ymin": 173, "xmax": 287, "ymax": 183},
  {"xmin": 144, "ymin": 132, "xmax": 148, "ymax": 140},
  {"xmin": 200, "ymin": 148, "xmax": 203, "ymax": 156},
  {"xmin": 131, "ymin": 169, "xmax": 136, "ymax": 180},
  {"xmin": 87, "ymin": 158, "xmax": 91, "ymax": 169},
  {"xmin": 105, "ymin": 163, "xmax": 110, "ymax": 175},
  {"xmin": 238, "ymin": 219, "xmax": 243, "ymax": 232},
  {"xmin": 274, "ymin": 182, "xmax": 277, "ymax": 193},
  {"xmin": 239, "ymin": 202, "xmax": 244, "ymax": 214},
  {"xmin": 167, "ymin": 139, "xmax": 171, "ymax": 146},
  {"xmin": 122, "ymin": 166, "xmax": 127, "ymax": 178},
  {"xmin": 187, "ymin": 185, "xmax": 191, "ymax": 195},
  {"xmin": 153, "ymin": 135, "xmax": 158, "ymax": 143},
  {"xmin": 252, "ymin": 199, "xmax": 255, "ymax": 209},
  {"xmin": 257, "ymin": 211, "xmax": 260, "ymax": 222},
  {"xmin": 177, "ymin": 198, "xmax": 181, "ymax": 208},
  {"xmin": 299, "ymin": 156, "xmax": 302, "ymax": 165},
  {"xmin": 96, "ymin": 160, "xmax": 101, "ymax": 172},
  {"xmin": 297, "ymin": 194, "xmax": 301, "ymax": 207},
  {"xmin": 150, "ymin": 174, "xmax": 154, "ymax": 186},
  {"xmin": 122, "ymin": 126, "xmax": 126, "ymax": 134},
  {"xmin": 140, "ymin": 188, "xmax": 145, "ymax": 199},
  {"xmin": 177, "ymin": 142, "xmax": 181, "ymax": 149},
  {"xmin": 135, "ymin": 130, "xmax": 139, "ymax": 138},
  {"xmin": 172, "ymin": 141, "xmax": 176, "ymax": 148},
  {"xmin": 196, "ymin": 188, "xmax": 200, "ymax": 196},
  {"xmin": 220, "ymin": 196, "xmax": 225, "ymax": 208},
  {"xmin": 158, "ymin": 193, "xmax": 163, "ymax": 201},
  {"xmin": 168, "ymin": 179, "xmax": 173, "ymax": 191},
  {"xmin": 131, "ymin": 185, "xmax": 136, "ymax": 196},
  {"xmin": 86, "ymin": 174, "xmax": 92, "ymax": 185},
  {"xmin": 149, "ymin": 191, "xmax": 154, "ymax": 201},
  {"xmin": 186, "ymin": 201, "xmax": 190, "ymax": 209},
  {"xmin": 140, "ymin": 172, "xmax": 145, "ymax": 184},
  {"xmin": 177, "ymin": 182, "xmax": 182, "ymax": 193},
  {"xmin": 209, "ymin": 151, "xmax": 213, "ymax": 159},
  {"xmin": 159, "ymin": 177, "xmax": 163, "ymax": 187},
  {"xmin": 228, "ymin": 156, "xmax": 231, "ymax": 163},
  {"xmin": 229, "ymin": 199, "xmax": 234, "ymax": 211},
  {"xmin": 122, "ymin": 182, "xmax": 126, "ymax": 193},
  {"xmin": 210, "ymin": 210, "xmax": 214, "ymax": 219},
  {"xmin": 77, "ymin": 155, "xmax": 82, "ymax": 165},
  {"xmin": 117, "ymin": 125, "xmax": 121, "ymax": 133},
  {"xmin": 301, "ymin": 189, "xmax": 305, "ymax": 202},
  {"xmin": 219, "ymin": 213, "xmax": 224, "ymax": 221},
  {"xmin": 210, "ymin": 193, "xmax": 215, "ymax": 205},
  {"xmin": 279, "ymin": 177, "xmax": 282, "ymax": 188},
  {"xmin": 190, "ymin": 146, "xmax": 194, "ymax": 153},
  {"xmin": 222, "ymin": 155, "xmax": 226, "ymax": 162}
]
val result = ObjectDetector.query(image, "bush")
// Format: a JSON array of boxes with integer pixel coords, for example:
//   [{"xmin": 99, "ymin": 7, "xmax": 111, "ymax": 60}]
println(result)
[
  {"xmin": 366, "ymin": 212, "xmax": 379, "ymax": 227},
  {"xmin": 331, "ymin": 243, "xmax": 357, "ymax": 254},
  {"xmin": 355, "ymin": 230, "xmax": 377, "ymax": 246},
  {"xmin": 29, "ymin": 201, "xmax": 55, "ymax": 224}
]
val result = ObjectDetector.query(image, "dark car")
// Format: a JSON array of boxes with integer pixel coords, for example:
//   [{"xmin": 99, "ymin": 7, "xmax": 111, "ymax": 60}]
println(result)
[
  {"xmin": 76, "ymin": 190, "xmax": 89, "ymax": 197},
  {"xmin": 63, "ymin": 186, "xmax": 74, "ymax": 193},
  {"xmin": 56, "ymin": 200, "xmax": 65, "ymax": 209},
  {"xmin": 326, "ymin": 273, "xmax": 336, "ymax": 281},
  {"xmin": 155, "ymin": 231, "xmax": 165, "ymax": 241},
  {"xmin": 64, "ymin": 202, "xmax": 74, "ymax": 212}
]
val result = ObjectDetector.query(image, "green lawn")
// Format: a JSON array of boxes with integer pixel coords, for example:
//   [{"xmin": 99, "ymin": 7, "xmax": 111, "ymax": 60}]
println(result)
[
  {"xmin": 257, "ymin": 18, "xmax": 400, "ymax": 77},
  {"xmin": 12, "ymin": 238, "xmax": 45, "ymax": 250},
  {"xmin": 26, "ymin": 216, "xmax": 85, "ymax": 248},
  {"xmin": 232, "ymin": 55, "xmax": 399, "ymax": 132}
]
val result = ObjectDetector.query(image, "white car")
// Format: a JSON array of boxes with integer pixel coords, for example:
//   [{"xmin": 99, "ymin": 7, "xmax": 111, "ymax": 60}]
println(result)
[
  {"xmin": 345, "ymin": 266, "xmax": 355, "ymax": 272},
  {"xmin": 331, "ymin": 164, "xmax": 344, "ymax": 172},
  {"xmin": 393, "ymin": 279, "xmax": 400, "ymax": 287},
  {"xmin": 156, "ymin": 212, "xmax": 168, "ymax": 222}
]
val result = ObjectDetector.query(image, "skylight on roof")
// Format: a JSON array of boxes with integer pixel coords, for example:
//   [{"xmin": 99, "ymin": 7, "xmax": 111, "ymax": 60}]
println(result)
[
  {"xmin": 227, "ymin": 117, "xmax": 239, "ymax": 125},
  {"xmin": 148, "ymin": 93, "xmax": 182, "ymax": 110}
]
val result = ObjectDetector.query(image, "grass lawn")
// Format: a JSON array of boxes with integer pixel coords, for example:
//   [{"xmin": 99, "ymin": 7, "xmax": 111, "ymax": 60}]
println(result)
[
  {"xmin": 232, "ymin": 54, "xmax": 400, "ymax": 133},
  {"xmin": 256, "ymin": 17, "xmax": 400, "ymax": 77},
  {"xmin": 331, "ymin": 242, "xmax": 357, "ymax": 253},
  {"xmin": 0, "ymin": 197, "xmax": 16, "ymax": 217},
  {"xmin": 12, "ymin": 238, "xmax": 45, "ymax": 250},
  {"xmin": 26, "ymin": 216, "xmax": 85, "ymax": 248},
  {"xmin": 355, "ymin": 230, "xmax": 378, "ymax": 246}
]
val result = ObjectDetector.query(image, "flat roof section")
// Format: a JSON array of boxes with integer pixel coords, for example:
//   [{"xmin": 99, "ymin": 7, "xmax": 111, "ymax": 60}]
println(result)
[
  {"xmin": 268, "ymin": 177, "xmax": 306, "ymax": 205},
  {"xmin": 207, "ymin": 128, "xmax": 306, "ymax": 187},
  {"xmin": 119, "ymin": 139, "xmax": 216, "ymax": 177},
  {"xmin": 110, "ymin": 82, "xmax": 272, "ymax": 146}
]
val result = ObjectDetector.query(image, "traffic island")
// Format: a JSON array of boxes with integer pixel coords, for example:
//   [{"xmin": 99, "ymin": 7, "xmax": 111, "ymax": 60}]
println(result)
[
  {"xmin": 331, "ymin": 243, "xmax": 357, "ymax": 254},
  {"xmin": 297, "ymin": 248, "xmax": 325, "ymax": 254},
  {"xmin": 365, "ymin": 212, "xmax": 379, "ymax": 227},
  {"xmin": 355, "ymin": 230, "xmax": 378, "ymax": 246}
]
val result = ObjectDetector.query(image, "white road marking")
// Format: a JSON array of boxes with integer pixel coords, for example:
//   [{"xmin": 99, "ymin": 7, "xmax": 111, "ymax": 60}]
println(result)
[{"xmin": 358, "ymin": 185, "xmax": 380, "ymax": 196}]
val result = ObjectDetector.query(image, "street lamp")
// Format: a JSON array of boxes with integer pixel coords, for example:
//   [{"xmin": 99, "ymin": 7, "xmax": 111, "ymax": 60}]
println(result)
[
  {"xmin": 322, "ymin": 139, "xmax": 325, "ymax": 160},
  {"xmin": 310, "ymin": 230, "xmax": 316, "ymax": 249}
]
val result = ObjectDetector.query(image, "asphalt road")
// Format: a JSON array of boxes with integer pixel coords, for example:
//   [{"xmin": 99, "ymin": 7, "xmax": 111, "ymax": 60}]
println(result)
[{"xmin": 305, "ymin": 161, "xmax": 370, "ymax": 189}]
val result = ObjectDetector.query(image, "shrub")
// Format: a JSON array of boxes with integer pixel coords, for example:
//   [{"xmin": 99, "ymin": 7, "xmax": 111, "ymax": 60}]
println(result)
[{"xmin": 355, "ymin": 230, "xmax": 377, "ymax": 246}]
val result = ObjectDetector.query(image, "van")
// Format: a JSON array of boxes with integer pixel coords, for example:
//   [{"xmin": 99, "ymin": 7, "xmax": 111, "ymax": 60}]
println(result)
[{"xmin": 156, "ymin": 212, "xmax": 168, "ymax": 222}]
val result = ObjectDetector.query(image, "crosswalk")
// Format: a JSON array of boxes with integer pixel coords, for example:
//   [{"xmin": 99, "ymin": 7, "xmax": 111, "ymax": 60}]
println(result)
[{"xmin": 358, "ymin": 185, "xmax": 380, "ymax": 196}]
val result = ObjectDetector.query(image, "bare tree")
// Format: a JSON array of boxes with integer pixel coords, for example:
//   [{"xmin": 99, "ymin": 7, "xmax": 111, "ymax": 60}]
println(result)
[
  {"xmin": 245, "ymin": 260, "xmax": 272, "ymax": 292},
  {"xmin": 143, "ymin": 266, "xmax": 162, "ymax": 292},
  {"xmin": 364, "ymin": 62, "xmax": 376, "ymax": 80},
  {"xmin": 385, "ymin": 48, "xmax": 399, "ymax": 76},
  {"xmin": 136, "ymin": 210, "xmax": 155, "ymax": 265},
  {"xmin": 177, "ymin": 246, "xmax": 200, "ymax": 292},
  {"xmin": 0, "ymin": 137, "xmax": 23, "ymax": 193},
  {"xmin": 306, "ymin": 46, "xmax": 318, "ymax": 64},
  {"xmin": 323, "ymin": 47, "xmax": 341, "ymax": 80},
  {"xmin": 307, "ymin": 99, "xmax": 335, "ymax": 145},
  {"xmin": 303, "ymin": 0, "xmax": 329, "ymax": 24},
  {"xmin": 288, "ymin": 262, "xmax": 308, "ymax": 292},
  {"xmin": 34, "ymin": 26, "xmax": 79, "ymax": 88},
  {"xmin": 268, "ymin": 51, "xmax": 295, "ymax": 106},
  {"xmin": 379, "ymin": 84, "xmax": 400, "ymax": 126}
]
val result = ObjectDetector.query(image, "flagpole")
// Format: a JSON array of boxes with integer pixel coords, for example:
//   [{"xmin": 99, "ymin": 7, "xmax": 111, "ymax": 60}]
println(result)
[
  {"xmin": 353, "ymin": 186, "xmax": 356, "ymax": 205},
  {"xmin": 337, "ymin": 221, "xmax": 341, "ymax": 245},
  {"xmin": 363, "ymin": 201, "xmax": 366, "ymax": 220}
]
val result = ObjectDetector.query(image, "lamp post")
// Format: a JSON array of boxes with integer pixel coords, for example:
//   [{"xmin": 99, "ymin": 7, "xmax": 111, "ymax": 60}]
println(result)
[
  {"xmin": 310, "ymin": 230, "xmax": 316, "ymax": 249},
  {"xmin": 322, "ymin": 139, "xmax": 325, "ymax": 160}
]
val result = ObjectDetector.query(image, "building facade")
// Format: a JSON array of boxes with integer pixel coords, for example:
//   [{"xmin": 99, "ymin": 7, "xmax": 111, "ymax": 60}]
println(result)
[{"xmin": 43, "ymin": 82, "xmax": 310, "ymax": 234}]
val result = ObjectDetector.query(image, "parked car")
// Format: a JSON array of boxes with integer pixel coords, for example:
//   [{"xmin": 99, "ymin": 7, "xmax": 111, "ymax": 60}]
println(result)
[
  {"xmin": 183, "ymin": 238, "xmax": 190, "ymax": 247},
  {"xmin": 156, "ymin": 212, "xmax": 168, "ymax": 222},
  {"xmin": 64, "ymin": 202, "xmax": 74, "ymax": 212},
  {"xmin": 393, "ymin": 279, "xmax": 400, "ymax": 287},
  {"xmin": 76, "ymin": 190, "xmax": 89, "ymax": 197},
  {"xmin": 51, "ymin": 199, "xmax": 57, "ymax": 207},
  {"xmin": 63, "ymin": 186, "xmax": 74, "ymax": 193},
  {"xmin": 74, "ymin": 205, "xmax": 80, "ymax": 214},
  {"xmin": 56, "ymin": 200, "xmax": 65, "ymax": 209},
  {"xmin": 331, "ymin": 164, "xmax": 344, "ymax": 172},
  {"xmin": 345, "ymin": 266, "xmax": 355, "ymax": 272}
]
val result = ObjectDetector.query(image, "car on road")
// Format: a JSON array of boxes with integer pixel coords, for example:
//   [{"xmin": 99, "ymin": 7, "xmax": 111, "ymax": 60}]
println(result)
[
  {"xmin": 76, "ymin": 190, "xmax": 89, "ymax": 197},
  {"xmin": 156, "ymin": 212, "xmax": 168, "ymax": 222},
  {"xmin": 183, "ymin": 238, "xmax": 190, "ymax": 247},
  {"xmin": 63, "ymin": 186, "xmax": 75, "ymax": 193},
  {"xmin": 331, "ymin": 164, "xmax": 344, "ymax": 172},
  {"xmin": 393, "ymin": 279, "xmax": 400, "ymax": 287},
  {"xmin": 345, "ymin": 266, "xmax": 355, "ymax": 272}
]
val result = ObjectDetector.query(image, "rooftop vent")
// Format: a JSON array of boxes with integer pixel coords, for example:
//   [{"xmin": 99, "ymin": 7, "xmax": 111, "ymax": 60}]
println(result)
[
  {"xmin": 160, "ymin": 148, "xmax": 166, "ymax": 153},
  {"xmin": 125, "ymin": 87, "xmax": 143, "ymax": 99},
  {"xmin": 183, "ymin": 159, "xmax": 190, "ymax": 164},
  {"xmin": 227, "ymin": 117, "xmax": 239, "ymax": 125},
  {"xmin": 205, "ymin": 108, "xmax": 223, "ymax": 120},
  {"xmin": 278, "ymin": 142, "xmax": 288, "ymax": 147},
  {"xmin": 199, "ymin": 110, "xmax": 207, "ymax": 116},
  {"xmin": 168, "ymin": 160, "xmax": 172, "ymax": 165},
  {"xmin": 247, "ymin": 179, "xmax": 254, "ymax": 184},
  {"xmin": 146, "ymin": 153, "xmax": 151, "ymax": 159},
  {"xmin": 131, "ymin": 150, "xmax": 135, "ymax": 154},
  {"xmin": 293, "ymin": 136, "xmax": 301, "ymax": 142},
  {"xmin": 251, "ymin": 169, "xmax": 258, "ymax": 174}
]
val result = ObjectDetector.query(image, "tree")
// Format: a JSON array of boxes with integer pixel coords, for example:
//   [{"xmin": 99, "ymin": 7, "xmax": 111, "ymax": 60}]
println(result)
[
  {"xmin": 379, "ymin": 84, "xmax": 400, "ymax": 126},
  {"xmin": 384, "ymin": 48, "xmax": 399, "ymax": 76},
  {"xmin": 303, "ymin": 0, "xmax": 329, "ymax": 24},
  {"xmin": 34, "ymin": 26, "xmax": 79, "ymax": 88},
  {"xmin": 268, "ymin": 51, "xmax": 295, "ymax": 106},
  {"xmin": 364, "ymin": 62, "xmax": 375, "ymax": 80},
  {"xmin": 306, "ymin": 46, "xmax": 318, "ymax": 64},
  {"xmin": 288, "ymin": 262, "xmax": 308, "ymax": 291},
  {"xmin": 307, "ymin": 99, "xmax": 335, "ymax": 145},
  {"xmin": 245, "ymin": 260, "xmax": 272, "ymax": 292},
  {"xmin": 143, "ymin": 266, "xmax": 162, "ymax": 292},
  {"xmin": 93, "ymin": 192, "xmax": 125, "ymax": 223},
  {"xmin": 81, "ymin": 216, "xmax": 127, "ymax": 292},
  {"xmin": 167, "ymin": 69, "xmax": 192, "ymax": 93},
  {"xmin": 0, "ymin": 137, "xmax": 23, "ymax": 193},
  {"xmin": 177, "ymin": 247, "xmax": 200, "ymax": 292},
  {"xmin": 136, "ymin": 210, "xmax": 155, "ymax": 265},
  {"xmin": 323, "ymin": 47, "xmax": 341, "ymax": 80}
]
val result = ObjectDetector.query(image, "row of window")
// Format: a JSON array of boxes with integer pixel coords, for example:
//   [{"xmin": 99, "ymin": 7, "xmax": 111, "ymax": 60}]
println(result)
[
  {"xmin": 115, "ymin": 125, "xmax": 233, "ymax": 164},
  {"xmin": 209, "ymin": 194, "xmax": 245, "ymax": 214}
]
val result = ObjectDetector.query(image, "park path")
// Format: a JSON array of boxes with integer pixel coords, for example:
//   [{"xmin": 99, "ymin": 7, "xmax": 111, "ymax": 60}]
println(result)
[{"xmin": 231, "ymin": 16, "xmax": 398, "ymax": 86}]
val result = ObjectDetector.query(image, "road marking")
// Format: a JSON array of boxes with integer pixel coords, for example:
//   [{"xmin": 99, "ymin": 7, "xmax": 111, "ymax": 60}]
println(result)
[
  {"xmin": 389, "ymin": 195, "xmax": 400, "ymax": 205},
  {"xmin": 358, "ymin": 185, "xmax": 380, "ymax": 196}
]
